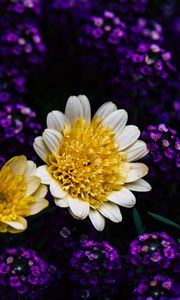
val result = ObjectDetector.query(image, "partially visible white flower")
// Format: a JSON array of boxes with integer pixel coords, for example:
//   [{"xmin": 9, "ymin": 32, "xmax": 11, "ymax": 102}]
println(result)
[
  {"xmin": 34, "ymin": 95, "xmax": 151, "ymax": 231},
  {"xmin": 0, "ymin": 156, "xmax": 48, "ymax": 233}
]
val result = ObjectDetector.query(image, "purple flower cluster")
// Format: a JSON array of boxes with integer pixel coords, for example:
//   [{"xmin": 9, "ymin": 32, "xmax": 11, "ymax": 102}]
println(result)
[
  {"xmin": 132, "ymin": 273, "xmax": 179, "ymax": 300},
  {"xmin": 0, "ymin": 0, "xmax": 45, "ymax": 164},
  {"xmin": 70, "ymin": 240, "xmax": 122, "ymax": 298},
  {"xmin": 0, "ymin": 0, "xmax": 45, "ymax": 99},
  {"xmin": 0, "ymin": 0, "xmax": 42, "ymax": 16},
  {"xmin": 0, "ymin": 247, "xmax": 57, "ymax": 298},
  {"xmin": 80, "ymin": 10, "xmax": 127, "ymax": 49},
  {"xmin": 0, "ymin": 102, "xmax": 42, "ymax": 167},
  {"xmin": 141, "ymin": 124, "xmax": 180, "ymax": 180},
  {"xmin": 130, "ymin": 18, "xmax": 163, "ymax": 43},
  {"xmin": 127, "ymin": 232, "xmax": 180, "ymax": 299},
  {"xmin": 127, "ymin": 232, "xmax": 180, "ymax": 273},
  {"xmin": 0, "ymin": 22, "xmax": 46, "ymax": 67},
  {"xmin": 0, "ymin": 65, "xmax": 27, "ymax": 101},
  {"xmin": 130, "ymin": 43, "xmax": 176, "ymax": 85}
]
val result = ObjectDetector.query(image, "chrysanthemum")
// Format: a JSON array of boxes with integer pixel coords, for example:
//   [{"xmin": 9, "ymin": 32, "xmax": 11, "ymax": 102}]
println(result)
[
  {"xmin": 0, "ymin": 156, "xmax": 48, "ymax": 233},
  {"xmin": 34, "ymin": 95, "xmax": 151, "ymax": 231}
]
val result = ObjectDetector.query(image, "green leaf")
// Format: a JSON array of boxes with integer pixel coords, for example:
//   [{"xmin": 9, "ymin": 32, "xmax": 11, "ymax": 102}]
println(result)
[
  {"xmin": 133, "ymin": 208, "xmax": 145, "ymax": 234},
  {"xmin": 148, "ymin": 212, "xmax": 180, "ymax": 230}
]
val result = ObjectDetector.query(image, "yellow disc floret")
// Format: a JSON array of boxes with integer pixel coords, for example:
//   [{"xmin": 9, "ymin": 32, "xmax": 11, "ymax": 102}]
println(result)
[
  {"xmin": 48, "ymin": 117, "xmax": 128, "ymax": 209},
  {"xmin": 0, "ymin": 165, "xmax": 34, "ymax": 231}
]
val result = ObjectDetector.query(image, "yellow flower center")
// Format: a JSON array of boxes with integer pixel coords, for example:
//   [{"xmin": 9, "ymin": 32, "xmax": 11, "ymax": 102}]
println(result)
[
  {"xmin": 48, "ymin": 117, "xmax": 129, "ymax": 209},
  {"xmin": 0, "ymin": 166, "xmax": 34, "ymax": 228}
]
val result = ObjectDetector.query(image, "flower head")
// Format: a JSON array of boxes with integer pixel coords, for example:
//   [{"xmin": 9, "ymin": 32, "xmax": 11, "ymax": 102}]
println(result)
[
  {"xmin": 70, "ymin": 240, "xmax": 122, "ymax": 298},
  {"xmin": 34, "ymin": 95, "xmax": 151, "ymax": 231},
  {"xmin": 0, "ymin": 247, "xmax": 58, "ymax": 298},
  {"xmin": 141, "ymin": 124, "xmax": 180, "ymax": 180},
  {"xmin": 1, "ymin": 0, "xmax": 42, "ymax": 16},
  {"xmin": 126, "ymin": 232, "xmax": 180, "ymax": 274},
  {"xmin": 0, "ymin": 22, "xmax": 46, "ymax": 67},
  {"xmin": 132, "ymin": 274, "xmax": 179, "ymax": 300},
  {"xmin": 0, "ymin": 156, "xmax": 48, "ymax": 233}
]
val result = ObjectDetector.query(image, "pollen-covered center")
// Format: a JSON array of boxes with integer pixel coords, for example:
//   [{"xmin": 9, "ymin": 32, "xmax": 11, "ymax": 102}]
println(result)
[
  {"xmin": 48, "ymin": 117, "xmax": 128, "ymax": 209},
  {"xmin": 0, "ymin": 166, "xmax": 34, "ymax": 224}
]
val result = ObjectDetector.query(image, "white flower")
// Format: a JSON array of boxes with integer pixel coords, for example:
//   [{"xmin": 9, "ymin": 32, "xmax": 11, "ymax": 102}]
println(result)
[
  {"xmin": 0, "ymin": 156, "xmax": 49, "ymax": 233},
  {"xmin": 34, "ymin": 95, "xmax": 151, "ymax": 231}
]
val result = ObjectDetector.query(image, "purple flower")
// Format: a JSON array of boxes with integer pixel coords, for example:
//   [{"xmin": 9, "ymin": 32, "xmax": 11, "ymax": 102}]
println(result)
[
  {"xmin": 70, "ymin": 241, "xmax": 122, "ymax": 297},
  {"xmin": 0, "ymin": 262, "xmax": 10, "ymax": 274},
  {"xmin": 164, "ymin": 248, "xmax": 176, "ymax": 259},
  {"xmin": 164, "ymin": 148, "xmax": 174, "ymax": 159},
  {"xmin": 10, "ymin": 276, "xmax": 21, "ymax": 287}
]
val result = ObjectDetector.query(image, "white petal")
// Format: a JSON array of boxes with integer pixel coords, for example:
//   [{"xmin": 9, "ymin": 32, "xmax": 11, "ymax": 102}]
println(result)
[
  {"xmin": 68, "ymin": 196, "xmax": 90, "ymax": 219},
  {"xmin": 77, "ymin": 95, "xmax": 91, "ymax": 123},
  {"xmin": 94, "ymin": 102, "xmax": 117, "ymax": 119},
  {"xmin": 117, "ymin": 125, "xmax": 140, "ymax": 150},
  {"xmin": 25, "ymin": 176, "xmax": 41, "ymax": 196},
  {"xmin": 125, "ymin": 140, "xmax": 149, "ymax": 162},
  {"xmin": 54, "ymin": 197, "xmax": 69, "ymax": 207},
  {"xmin": 23, "ymin": 160, "xmax": 37, "ymax": 176},
  {"xmin": 68, "ymin": 208, "xmax": 80, "ymax": 220},
  {"xmin": 29, "ymin": 199, "xmax": 49, "ymax": 215},
  {"xmin": 102, "ymin": 109, "xmax": 128, "ymax": 135},
  {"xmin": 43, "ymin": 128, "xmax": 63, "ymax": 153},
  {"xmin": 36, "ymin": 165, "xmax": 53, "ymax": 184},
  {"xmin": 125, "ymin": 163, "xmax": 149, "ymax": 183},
  {"xmin": 65, "ymin": 96, "xmax": 84, "ymax": 125},
  {"xmin": 107, "ymin": 188, "xmax": 136, "ymax": 208},
  {"xmin": 4, "ymin": 156, "xmax": 26, "ymax": 175},
  {"xmin": 4, "ymin": 217, "xmax": 27, "ymax": 231},
  {"xmin": 98, "ymin": 202, "xmax": 122, "ymax": 223},
  {"xmin": 89, "ymin": 209, "xmax": 105, "ymax": 231},
  {"xmin": 125, "ymin": 179, "xmax": 152, "ymax": 192},
  {"xmin": 33, "ymin": 185, "xmax": 48, "ymax": 198},
  {"xmin": 33, "ymin": 136, "xmax": 50, "ymax": 163},
  {"xmin": 47, "ymin": 110, "xmax": 71, "ymax": 132},
  {"xmin": 50, "ymin": 180, "xmax": 67, "ymax": 198}
]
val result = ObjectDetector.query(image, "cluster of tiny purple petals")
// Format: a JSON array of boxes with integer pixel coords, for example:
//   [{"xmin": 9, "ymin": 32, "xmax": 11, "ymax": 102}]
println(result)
[
  {"xmin": 80, "ymin": 10, "xmax": 127, "ymax": 49},
  {"xmin": 0, "ymin": 102, "xmax": 42, "ymax": 167},
  {"xmin": 141, "ymin": 124, "xmax": 180, "ymax": 180},
  {"xmin": 0, "ymin": 22, "xmax": 46, "ymax": 66},
  {"xmin": 70, "ymin": 241, "xmax": 122, "ymax": 297},
  {"xmin": 0, "ymin": 65, "xmax": 27, "ymax": 101},
  {"xmin": 127, "ymin": 232, "xmax": 180, "ymax": 273},
  {"xmin": 132, "ymin": 273, "xmax": 179, "ymax": 300},
  {"xmin": 130, "ymin": 43, "xmax": 176, "ymax": 84},
  {"xmin": 0, "ymin": 0, "xmax": 42, "ymax": 16},
  {"xmin": 130, "ymin": 18, "xmax": 163, "ymax": 44},
  {"xmin": 0, "ymin": 247, "xmax": 56, "ymax": 297}
]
